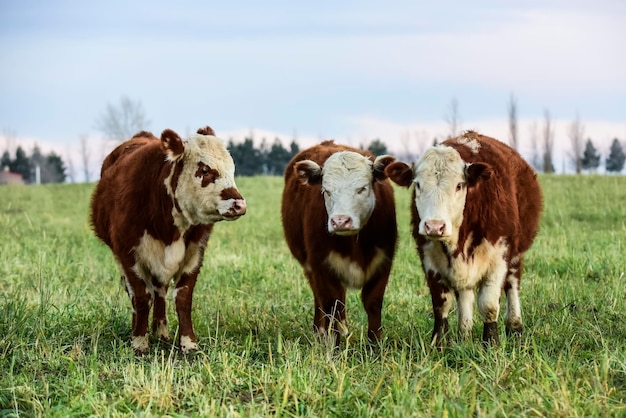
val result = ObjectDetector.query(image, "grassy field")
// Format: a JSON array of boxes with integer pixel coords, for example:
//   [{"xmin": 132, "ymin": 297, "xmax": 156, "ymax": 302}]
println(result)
[{"xmin": 1, "ymin": 174, "xmax": 625, "ymax": 417}]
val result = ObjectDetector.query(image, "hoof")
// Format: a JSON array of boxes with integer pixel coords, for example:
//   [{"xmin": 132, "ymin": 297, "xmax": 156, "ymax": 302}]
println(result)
[{"xmin": 482, "ymin": 322, "xmax": 499, "ymax": 346}]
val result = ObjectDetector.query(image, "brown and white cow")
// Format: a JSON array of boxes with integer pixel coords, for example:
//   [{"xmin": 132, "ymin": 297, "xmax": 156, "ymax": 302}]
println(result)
[
  {"xmin": 385, "ymin": 131, "xmax": 542, "ymax": 345},
  {"xmin": 90, "ymin": 126, "xmax": 246, "ymax": 354},
  {"xmin": 281, "ymin": 141, "xmax": 397, "ymax": 344}
]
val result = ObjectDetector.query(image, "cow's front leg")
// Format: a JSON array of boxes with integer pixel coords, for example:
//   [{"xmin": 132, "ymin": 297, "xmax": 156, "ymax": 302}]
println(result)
[
  {"xmin": 123, "ymin": 270, "xmax": 152, "ymax": 355},
  {"xmin": 456, "ymin": 288, "xmax": 475, "ymax": 340},
  {"xmin": 477, "ymin": 281, "xmax": 502, "ymax": 345},
  {"xmin": 427, "ymin": 273, "xmax": 452, "ymax": 346},
  {"xmin": 361, "ymin": 271, "xmax": 390, "ymax": 342},
  {"xmin": 174, "ymin": 272, "xmax": 199, "ymax": 354},
  {"xmin": 152, "ymin": 281, "xmax": 170, "ymax": 341},
  {"xmin": 311, "ymin": 275, "xmax": 347, "ymax": 346}
]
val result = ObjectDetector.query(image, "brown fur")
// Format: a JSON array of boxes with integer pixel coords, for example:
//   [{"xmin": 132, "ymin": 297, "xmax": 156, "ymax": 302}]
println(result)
[{"xmin": 281, "ymin": 141, "xmax": 398, "ymax": 343}]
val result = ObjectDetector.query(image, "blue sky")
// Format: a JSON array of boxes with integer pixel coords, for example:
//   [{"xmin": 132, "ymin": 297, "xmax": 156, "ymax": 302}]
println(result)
[{"xmin": 1, "ymin": 0, "xmax": 625, "ymax": 175}]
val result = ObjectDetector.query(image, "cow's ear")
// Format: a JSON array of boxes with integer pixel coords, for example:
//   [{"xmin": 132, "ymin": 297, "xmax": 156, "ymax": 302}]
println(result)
[
  {"xmin": 196, "ymin": 126, "xmax": 216, "ymax": 136},
  {"xmin": 372, "ymin": 155, "xmax": 396, "ymax": 183},
  {"xmin": 385, "ymin": 161, "xmax": 414, "ymax": 187},
  {"xmin": 294, "ymin": 160, "xmax": 322, "ymax": 186},
  {"xmin": 465, "ymin": 162, "xmax": 492, "ymax": 187},
  {"xmin": 161, "ymin": 129, "xmax": 185, "ymax": 161}
]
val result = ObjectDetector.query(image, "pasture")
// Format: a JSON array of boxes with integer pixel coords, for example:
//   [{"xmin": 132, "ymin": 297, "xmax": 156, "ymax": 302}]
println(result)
[{"xmin": 1, "ymin": 174, "xmax": 625, "ymax": 417}]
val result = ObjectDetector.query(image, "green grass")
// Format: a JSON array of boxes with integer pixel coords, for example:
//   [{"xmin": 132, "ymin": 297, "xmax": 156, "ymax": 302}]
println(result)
[{"xmin": 1, "ymin": 175, "xmax": 625, "ymax": 417}]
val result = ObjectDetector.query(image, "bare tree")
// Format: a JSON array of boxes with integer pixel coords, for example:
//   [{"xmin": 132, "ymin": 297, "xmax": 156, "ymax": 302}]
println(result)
[
  {"xmin": 2, "ymin": 128, "xmax": 17, "ymax": 154},
  {"xmin": 95, "ymin": 96, "xmax": 150, "ymax": 143},
  {"xmin": 79, "ymin": 134, "xmax": 91, "ymax": 182},
  {"xmin": 508, "ymin": 93, "xmax": 518, "ymax": 150},
  {"xmin": 568, "ymin": 112, "xmax": 584, "ymax": 174},
  {"xmin": 542, "ymin": 109, "xmax": 555, "ymax": 174},
  {"xmin": 528, "ymin": 121, "xmax": 541, "ymax": 171},
  {"xmin": 444, "ymin": 97, "xmax": 461, "ymax": 139},
  {"xmin": 65, "ymin": 146, "xmax": 76, "ymax": 183}
]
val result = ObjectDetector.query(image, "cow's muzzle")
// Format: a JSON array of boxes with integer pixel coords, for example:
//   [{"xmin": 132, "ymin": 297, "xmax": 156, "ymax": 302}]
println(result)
[
  {"xmin": 223, "ymin": 199, "xmax": 247, "ymax": 220},
  {"xmin": 329, "ymin": 215, "xmax": 359, "ymax": 236},
  {"xmin": 422, "ymin": 219, "xmax": 448, "ymax": 239}
]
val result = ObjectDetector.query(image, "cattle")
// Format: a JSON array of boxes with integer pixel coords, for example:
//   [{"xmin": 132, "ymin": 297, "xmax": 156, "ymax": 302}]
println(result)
[
  {"xmin": 385, "ymin": 131, "xmax": 542, "ymax": 345},
  {"xmin": 281, "ymin": 141, "xmax": 398, "ymax": 344},
  {"xmin": 90, "ymin": 126, "xmax": 247, "ymax": 354}
]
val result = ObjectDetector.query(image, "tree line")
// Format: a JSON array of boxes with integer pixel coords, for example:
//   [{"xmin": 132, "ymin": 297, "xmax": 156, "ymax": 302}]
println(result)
[
  {"xmin": 2, "ymin": 95, "xmax": 625, "ymax": 183},
  {"xmin": 1, "ymin": 145, "xmax": 66, "ymax": 184}
]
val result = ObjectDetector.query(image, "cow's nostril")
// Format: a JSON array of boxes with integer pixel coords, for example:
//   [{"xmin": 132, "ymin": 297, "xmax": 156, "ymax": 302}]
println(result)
[{"xmin": 232, "ymin": 200, "xmax": 247, "ymax": 215}]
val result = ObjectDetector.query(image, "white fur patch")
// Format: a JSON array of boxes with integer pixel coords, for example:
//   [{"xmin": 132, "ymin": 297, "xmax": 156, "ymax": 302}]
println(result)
[
  {"xmin": 413, "ymin": 146, "xmax": 467, "ymax": 241},
  {"xmin": 132, "ymin": 232, "xmax": 203, "ymax": 285},
  {"xmin": 155, "ymin": 320, "xmax": 169, "ymax": 340},
  {"xmin": 132, "ymin": 334, "xmax": 150, "ymax": 353},
  {"xmin": 321, "ymin": 151, "xmax": 376, "ymax": 234},
  {"xmin": 423, "ymin": 237, "xmax": 508, "ymax": 291},
  {"xmin": 505, "ymin": 284, "xmax": 522, "ymax": 329},
  {"xmin": 326, "ymin": 248, "xmax": 387, "ymax": 289},
  {"xmin": 180, "ymin": 335, "xmax": 198, "ymax": 354},
  {"xmin": 457, "ymin": 289, "xmax": 475, "ymax": 337},
  {"xmin": 457, "ymin": 135, "xmax": 481, "ymax": 154},
  {"xmin": 171, "ymin": 134, "xmax": 241, "ymax": 227}
]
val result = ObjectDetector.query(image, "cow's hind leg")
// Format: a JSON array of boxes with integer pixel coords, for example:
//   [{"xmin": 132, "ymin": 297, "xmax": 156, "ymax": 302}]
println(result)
[
  {"xmin": 504, "ymin": 256, "xmax": 523, "ymax": 336},
  {"xmin": 427, "ymin": 272, "xmax": 453, "ymax": 346},
  {"xmin": 123, "ymin": 270, "xmax": 152, "ymax": 355},
  {"xmin": 174, "ymin": 272, "xmax": 199, "ymax": 354},
  {"xmin": 361, "ymin": 270, "xmax": 390, "ymax": 343}
]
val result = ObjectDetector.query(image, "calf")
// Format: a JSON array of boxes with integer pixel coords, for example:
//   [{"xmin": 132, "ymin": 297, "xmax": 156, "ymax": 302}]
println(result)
[
  {"xmin": 281, "ymin": 141, "xmax": 397, "ymax": 343},
  {"xmin": 91, "ymin": 126, "xmax": 246, "ymax": 354},
  {"xmin": 385, "ymin": 131, "xmax": 542, "ymax": 345}
]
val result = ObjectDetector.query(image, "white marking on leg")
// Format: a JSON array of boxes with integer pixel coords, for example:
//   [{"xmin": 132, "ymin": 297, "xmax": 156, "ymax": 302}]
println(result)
[
  {"xmin": 505, "ymin": 283, "xmax": 522, "ymax": 330},
  {"xmin": 131, "ymin": 334, "xmax": 150, "ymax": 353},
  {"xmin": 457, "ymin": 289, "xmax": 475, "ymax": 338},
  {"xmin": 180, "ymin": 335, "xmax": 198, "ymax": 354},
  {"xmin": 438, "ymin": 289, "xmax": 454, "ymax": 320},
  {"xmin": 155, "ymin": 319, "xmax": 169, "ymax": 340},
  {"xmin": 477, "ymin": 282, "xmax": 501, "ymax": 323}
]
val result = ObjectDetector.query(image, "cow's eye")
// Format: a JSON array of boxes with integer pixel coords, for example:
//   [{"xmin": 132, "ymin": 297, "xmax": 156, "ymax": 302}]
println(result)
[
  {"xmin": 201, "ymin": 167, "xmax": 210, "ymax": 176},
  {"xmin": 415, "ymin": 182, "xmax": 421, "ymax": 192},
  {"xmin": 456, "ymin": 182, "xmax": 465, "ymax": 191},
  {"xmin": 357, "ymin": 186, "xmax": 368, "ymax": 194}
]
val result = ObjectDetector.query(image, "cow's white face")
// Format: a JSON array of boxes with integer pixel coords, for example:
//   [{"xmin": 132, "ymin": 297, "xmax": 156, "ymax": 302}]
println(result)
[
  {"xmin": 412, "ymin": 146, "xmax": 468, "ymax": 240},
  {"xmin": 162, "ymin": 128, "xmax": 246, "ymax": 227},
  {"xmin": 296, "ymin": 151, "xmax": 394, "ymax": 236},
  {"xmin": 385, "ymin": 145, "xmax": 490, "ymax": 244}
]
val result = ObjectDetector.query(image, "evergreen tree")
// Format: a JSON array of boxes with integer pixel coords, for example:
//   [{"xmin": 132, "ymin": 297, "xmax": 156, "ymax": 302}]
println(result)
[
  {"xmin": 10, "ymin": 146, "xmax": 31, "ymax": 182},
  {"xmin": 266, "ymin": 138, "xmax": 292, "ymax": 175},
  {"xmin": 367, "ymin": 138, "xmax": 388, "ymax": 156},
  {"xmin": 228, "ymin": 137, "xmax": 262, "ymax": 176},
  {"xmin": 581, "ymin": 139, "xmax": 601, "ymax": 172},
  {"xmin": 1, "ymin": 150, "xmax": 10, "ymax": 170},
  {"xmin": 605, "ymin": 138, "xmax": 625, "ymax": 173},
  {"xmin": 289, "ymin": 140, "xmax": 300, "ymax": 157},
  {"xmin": 45, "ymin": 152, "xmax": 67, "ymax": 183}
]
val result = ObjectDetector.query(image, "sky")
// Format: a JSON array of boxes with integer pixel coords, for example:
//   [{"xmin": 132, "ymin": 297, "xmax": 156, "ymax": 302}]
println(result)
[{"xmin": 1, "ymin": 0, "xmax": 625, "ymax": 178}]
